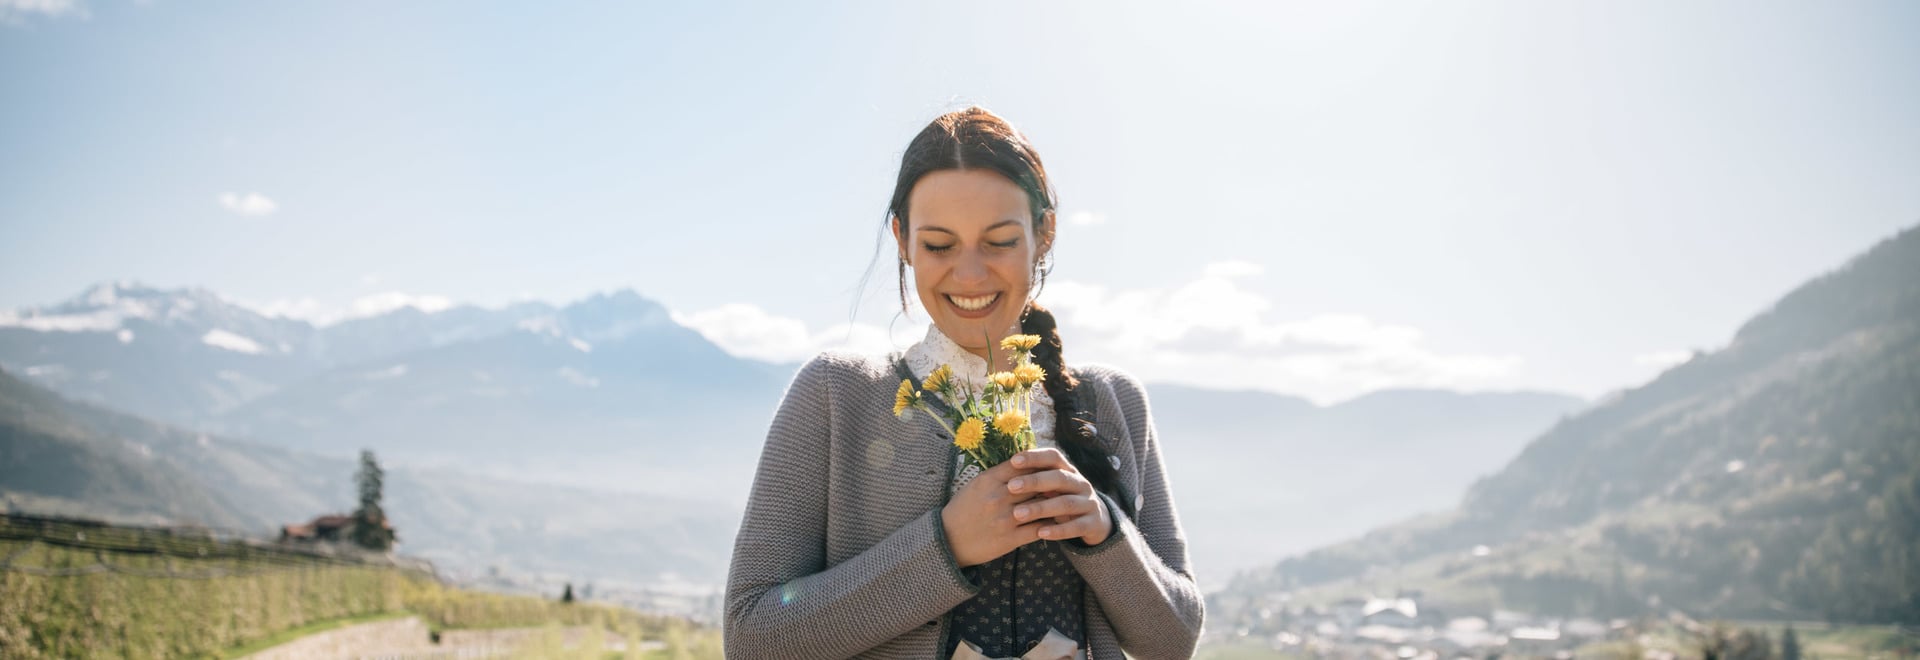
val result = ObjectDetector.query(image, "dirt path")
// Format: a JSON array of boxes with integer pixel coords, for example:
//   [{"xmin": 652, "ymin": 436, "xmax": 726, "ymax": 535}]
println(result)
[
  {"xmin": 239, "ymin": 615, "xmax": 649, "ymax": 659},
  {"xmin": 239, "ymin": 616, "xmax": 435, "ymax": 659}
]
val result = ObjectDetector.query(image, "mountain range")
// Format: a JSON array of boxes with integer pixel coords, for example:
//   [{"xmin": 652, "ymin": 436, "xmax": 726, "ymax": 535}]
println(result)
[
  {"xmin": 1221, "ymin": 223, "xmax": 1920, "ymax": 624},
  {"xmin": 1, "ymin": 279, "xmax": 1590, "ymax": 594}
]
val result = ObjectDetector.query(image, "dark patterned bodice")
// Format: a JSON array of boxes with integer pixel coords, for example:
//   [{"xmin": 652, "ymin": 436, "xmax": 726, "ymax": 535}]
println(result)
[{"xmin": 943, "ymin": 538, "xmax": 1087, "ymax": 657}]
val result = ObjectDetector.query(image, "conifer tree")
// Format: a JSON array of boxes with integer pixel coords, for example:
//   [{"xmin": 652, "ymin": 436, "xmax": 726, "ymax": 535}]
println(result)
[{"xmin": 350, "ymin": 449, "xmax": 396, "ymax": 551}]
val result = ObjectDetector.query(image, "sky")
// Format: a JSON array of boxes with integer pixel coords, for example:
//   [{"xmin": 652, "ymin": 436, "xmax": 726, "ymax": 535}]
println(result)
[{"xmin": 3, "ymin": 0, "xmax": 1917, "ymax": 405}]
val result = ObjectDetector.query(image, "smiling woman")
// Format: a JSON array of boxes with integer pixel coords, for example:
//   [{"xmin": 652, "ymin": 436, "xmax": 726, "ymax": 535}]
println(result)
[
  {"xmin": 898, "ymin": 169, "xmax": 1045, "ymax": 346},
  {"xmin": 723, "ymin": 106, "xmax": 1204, "ymax": 660}
]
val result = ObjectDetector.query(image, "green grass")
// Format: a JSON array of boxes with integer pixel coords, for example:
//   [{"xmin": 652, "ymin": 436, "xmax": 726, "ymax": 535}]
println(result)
[
  {"xmin": 0, "ymin": 538, "xmax": 408, "ymax": 659},
  {"xmin": 406, "ymin": 580, "xmax": 724, "ymax": 659},
  {"xmin": 1193, "ymin": 638, "xmax": 1303, "ymax": 660},
  {"xmin": 1740, "ymin": 622, "xmax": 1916, "ymax": 660},
  {"xmin": 1, "ymin": 531, "xmax": 723, "ymax": 660}
]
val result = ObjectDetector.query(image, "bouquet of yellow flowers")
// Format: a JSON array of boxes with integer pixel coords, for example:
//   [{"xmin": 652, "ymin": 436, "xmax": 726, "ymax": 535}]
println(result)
[{"xmin": 894, "ymin": 333, "xmax": 1047, "ymax": 472}]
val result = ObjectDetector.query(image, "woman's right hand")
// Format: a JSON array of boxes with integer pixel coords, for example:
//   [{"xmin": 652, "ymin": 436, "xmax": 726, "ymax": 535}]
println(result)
[{"xmin": 941, "ymin": 460, "xmax": 1045, "ymax": 567}]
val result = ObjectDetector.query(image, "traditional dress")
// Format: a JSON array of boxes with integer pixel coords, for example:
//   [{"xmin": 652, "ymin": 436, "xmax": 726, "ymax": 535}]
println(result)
[{"xmin": 901, "ymin": 324, "xmax": 1088, "ymax": 660}]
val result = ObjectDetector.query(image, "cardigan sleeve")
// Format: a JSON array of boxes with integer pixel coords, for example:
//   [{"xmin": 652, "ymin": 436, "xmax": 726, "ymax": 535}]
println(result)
[
  {"xmin": 723, "ymin": 354, "xmax": 982, "ymax": 659},
  {"xmin": 1060, "ymin": 367, "xmax": 1206, "ymax": 659}
]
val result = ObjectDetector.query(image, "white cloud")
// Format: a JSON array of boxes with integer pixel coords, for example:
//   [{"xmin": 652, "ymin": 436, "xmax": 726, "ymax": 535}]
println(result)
[
  {"xmin": 0, "ymin": 293, "xmax": 155, "ymax": 332},
  {"xmin": 242, "ymin": 291, "xmax": 453, "ymax": 326},
  {"xmin": 365, "ymin": 364, "xmax": 409, "ymax": 380},
  {"xmin": 218, "ymin": 192, "xmax": 278, "ymax": 217},
  {"xmin": 248, "ymin": 297, "xmax": 329, "ymax": 323},
  {"xmin": 671, "ymin": 303, "xmax": 922, "ymax": 364},
  {"xmin": 0, "ymin": 307, "xmax": 126, "ymax": 332},
  {"xmin": 201, "ymin": 329, "xmax": 264, "ymax": 354},
  {"xmin": 0, "ymin": 0, "xmax": 86, "ymax": 23},
  {"xmin": 348, "ymin": 291, "xmax": 452, "ymax": 318},
  {"xmin": 1041, "ymin": 261, "xmax": 1525, "ymax": 404},
  {"xmin": 556, "ymin": 367, "xmax": 600, "ymax": 389},
  {"xmin": 667, "ymin": 261, "xmax": 1518, "ymax": 403},
  {"xmin": 1633, "ymin": 349, "xmax": 1694, "ymax": 369},
  {"xmin": 1065, "ymin": 210, "xmax": 1108, "ymax": 227}
]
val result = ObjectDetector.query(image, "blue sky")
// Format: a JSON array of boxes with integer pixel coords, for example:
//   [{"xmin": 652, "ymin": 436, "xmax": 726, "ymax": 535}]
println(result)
[{"xmin": 3, "ymin": 0, "xmax": 1917, "ymax": 404}]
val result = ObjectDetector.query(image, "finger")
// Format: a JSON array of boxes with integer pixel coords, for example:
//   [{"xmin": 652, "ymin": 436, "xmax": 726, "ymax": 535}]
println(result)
[
  {"xmin": 979, "ymin": 457, "xmax": 1030, "ymax": 485},
  {"xmin": 1011, "ymin": 494, "xmax": 1095, "ymax": 524},
  {"xmin": 1008, "ymin": 448, "xmax": 1072, "ymax": 472},
  {"xmin": 1036, "ymin": 512, "xmax": 1104, "ymax": 541},
  {"xmin": 1007, "ymin": 468, "xmax": 1090, "ymax": 496}
]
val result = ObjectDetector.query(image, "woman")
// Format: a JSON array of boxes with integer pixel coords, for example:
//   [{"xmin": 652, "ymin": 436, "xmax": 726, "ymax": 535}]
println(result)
[{"xmin": 724, "ymin": 106, "xmax": 1203, "ymax": 660}]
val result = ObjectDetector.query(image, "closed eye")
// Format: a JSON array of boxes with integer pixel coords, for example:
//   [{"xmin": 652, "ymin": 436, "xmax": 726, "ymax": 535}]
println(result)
[{"xmin": 923, "ymin": 239, "xmax": 1017, "ymax": 252}]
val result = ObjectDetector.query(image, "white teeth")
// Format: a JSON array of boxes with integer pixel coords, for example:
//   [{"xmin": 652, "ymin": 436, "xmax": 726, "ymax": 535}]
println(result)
[{"xmin": 947, "ymin": 293, "xmax": 999, "ymax": 311}]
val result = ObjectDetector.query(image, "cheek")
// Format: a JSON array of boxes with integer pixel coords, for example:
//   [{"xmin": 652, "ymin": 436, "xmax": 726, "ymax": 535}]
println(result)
[
  {"xmin": 994, "ymin": 253, "xmax": 1034, "ymax": 285},
  {"xmin": 908, "ymin": 259, "xmax": 942, "ymax": 293}
]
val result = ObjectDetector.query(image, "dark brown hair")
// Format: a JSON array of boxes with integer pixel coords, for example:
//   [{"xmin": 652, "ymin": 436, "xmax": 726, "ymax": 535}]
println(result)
[{"xmin": 880, "ymin": 105, "xmax": 1132, "ymax": 516}]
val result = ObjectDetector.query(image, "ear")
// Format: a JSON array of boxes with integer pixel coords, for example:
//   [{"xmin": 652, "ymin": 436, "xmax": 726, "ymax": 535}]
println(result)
[
  {"xmin": 892, "ymin": 214, "xmax": 910, "ymax": 263},
  {"xmin": 1035, "ymin": 210, "xmax": 1057, "ymax": 257}
]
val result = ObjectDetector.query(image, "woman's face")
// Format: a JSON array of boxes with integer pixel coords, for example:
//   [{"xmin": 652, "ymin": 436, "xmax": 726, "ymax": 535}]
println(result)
[{"xmin": 896, "ymin": 168, "xmax": 1052, "ymax": 361}]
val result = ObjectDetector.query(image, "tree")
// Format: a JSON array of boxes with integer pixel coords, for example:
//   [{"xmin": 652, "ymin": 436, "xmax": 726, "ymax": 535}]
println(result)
[
  {"xmin": 1780, "ymin": 625, "xmax": 1801, "ymax": 660},
  {"xmin": 350, "ymin": 449, "xmax": 396, "ymax": 551},
  {"xmin": 1696, "ymin": 623, "xmax": 1776, "ymax": 660},
  {"xmin": 561, "ymin": 582, "xmax": 575, "ymax": 604}
]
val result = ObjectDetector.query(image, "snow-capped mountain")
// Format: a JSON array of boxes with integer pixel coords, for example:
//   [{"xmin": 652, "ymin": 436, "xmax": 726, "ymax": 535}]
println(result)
[
  {"xmin": 210, "ymin": 289, "xmax": 790, "ymax": 493},
  {"xmin": 0, "ymin": 283, "xmax": 791, "ymax": 496},
  {"xmin": 0, "ymin": 282, "xmax": 325, "ymax": 423}
]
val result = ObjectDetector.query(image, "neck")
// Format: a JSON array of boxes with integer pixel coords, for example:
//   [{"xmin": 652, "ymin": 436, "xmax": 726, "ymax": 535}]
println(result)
[{"xmin": 963, "ymin": 346, "xmax": 1022, "ymax": 372}]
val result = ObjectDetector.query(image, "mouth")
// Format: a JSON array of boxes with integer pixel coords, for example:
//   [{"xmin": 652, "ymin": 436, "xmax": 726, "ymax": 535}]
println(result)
[{"xmin": 943, "ymin": 292, "xmax": 1002, "ymax": 318}]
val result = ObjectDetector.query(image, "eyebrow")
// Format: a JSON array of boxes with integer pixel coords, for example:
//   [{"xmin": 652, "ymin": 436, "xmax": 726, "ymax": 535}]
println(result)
[{"xmin": 917, "ymin": 219, "xmax": 1023, "ymax": 236}]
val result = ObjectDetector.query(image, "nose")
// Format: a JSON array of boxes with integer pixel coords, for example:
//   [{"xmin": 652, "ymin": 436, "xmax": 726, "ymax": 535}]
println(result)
[{"xmin": 952, "ymin": 248, "xmax": 990, "ymax": 285}]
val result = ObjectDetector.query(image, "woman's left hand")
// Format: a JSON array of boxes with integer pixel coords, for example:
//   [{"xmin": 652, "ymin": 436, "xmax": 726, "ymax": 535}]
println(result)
[{"xmin": 1004, "ymin": 448, "xmax": 1113, "ymax": 546}]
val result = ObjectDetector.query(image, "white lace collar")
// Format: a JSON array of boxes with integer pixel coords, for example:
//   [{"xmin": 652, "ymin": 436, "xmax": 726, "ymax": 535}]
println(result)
[{"xmin": 902, "ymin": 323, "xmax": 1057, "ymax": 450}]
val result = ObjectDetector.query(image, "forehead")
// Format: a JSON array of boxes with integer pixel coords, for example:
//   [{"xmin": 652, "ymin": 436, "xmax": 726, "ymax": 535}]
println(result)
[{"xmin": 906, "ymin": 168, "xmax": 1031, "ymax": 233}]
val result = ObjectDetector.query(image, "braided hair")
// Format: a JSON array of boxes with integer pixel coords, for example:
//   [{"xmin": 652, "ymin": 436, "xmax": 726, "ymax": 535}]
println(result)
[{"xmin": 1020, "ymin": 301, "xmax": 1133, "ymax": 518}]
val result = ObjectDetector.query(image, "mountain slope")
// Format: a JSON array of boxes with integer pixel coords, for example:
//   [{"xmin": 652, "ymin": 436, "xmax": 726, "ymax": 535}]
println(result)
[
  {"xmin": 1225, "ymin": 223, "xmax": 1920, "ymax": 623},
  {"xmin": 1151, "ymin": 383, "xmax": 1587, "ymax": 585},
  {"xmin": 0, "ymin": 369, "xmax": 250, "ymax": 527},
  {"xmin": 0, "ymin": 366, "xmax": 739, "ymax": 589}
]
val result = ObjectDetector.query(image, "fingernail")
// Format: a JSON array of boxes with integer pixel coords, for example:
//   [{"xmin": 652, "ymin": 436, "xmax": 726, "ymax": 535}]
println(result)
[
  {"xmin": 1012, "ymin": 454, "xmax": 1026, "ymax": 466},
  {"xmin": 1014, "ymin": 506, "xmax": 1029, "ymax": 520},
  {"xmin": 1039, "ymin": 527, "xmax": 1052, "ymax": 538},
  {"xmin": 1008, "ymin": 478, "xmax": 1023, "ymax": 491}
]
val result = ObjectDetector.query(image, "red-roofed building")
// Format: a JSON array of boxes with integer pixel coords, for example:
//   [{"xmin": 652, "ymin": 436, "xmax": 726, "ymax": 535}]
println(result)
[{"xmin": 279, "ymin": 514, "xmax": 355, "ymax": 542}]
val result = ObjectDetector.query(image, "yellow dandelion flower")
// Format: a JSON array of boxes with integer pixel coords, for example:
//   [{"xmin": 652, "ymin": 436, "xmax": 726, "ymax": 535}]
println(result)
[
  {"xmin": 922, "ymin": 364, "xmax": 952, "ymax": 393},
  {"xmin": 988, "ymin": 371, "xmax": 1020, "ymax": 390},
  {"xmin": 954, "ymin": 417, "xmax": 986, "ymax": 451},
  {"xmin": 1013, "ymin": 362, "xmax": 1045, "ymax": 386},
  {"xmin": 993, "ymin": 409, "xmax": 1029, "ymax": 437},
  {"xmin": 1000, "ymin": 334, "xmax": 1041, "ymax": 352},
  {"xmin": 893, "ymin": 379, "xmax": 918, "ymax": 417}
]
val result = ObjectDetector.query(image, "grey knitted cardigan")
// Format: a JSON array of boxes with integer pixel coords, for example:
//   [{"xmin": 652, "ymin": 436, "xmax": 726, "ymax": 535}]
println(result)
[{"xmin": 724, "ymin": 350, "xmax": 1205, "ymax": 659}]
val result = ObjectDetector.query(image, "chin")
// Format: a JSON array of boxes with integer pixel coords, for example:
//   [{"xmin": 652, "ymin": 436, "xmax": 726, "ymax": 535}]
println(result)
[{"xmin": 941, "ymin": 316, "xmax": 1016, "ymax": 346}]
